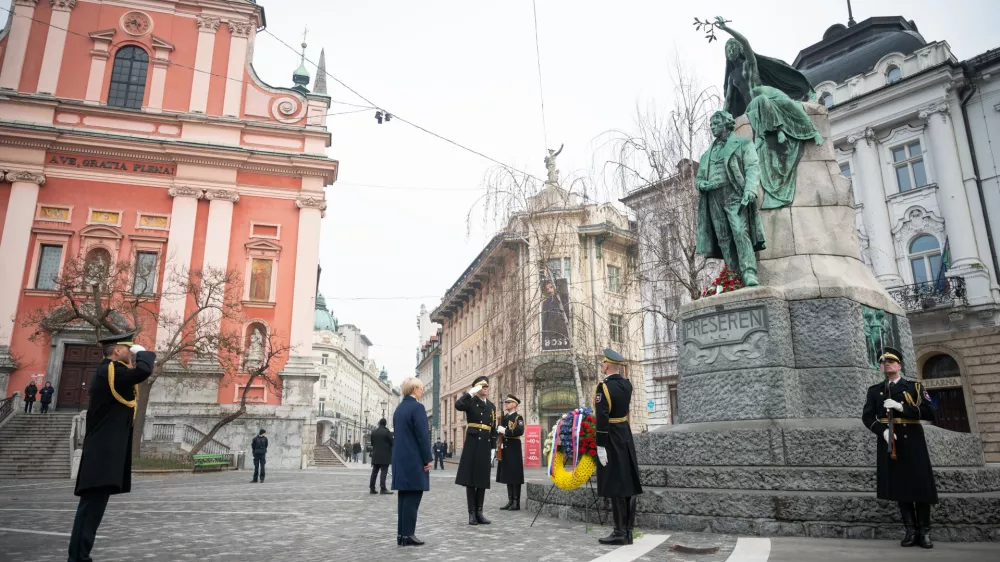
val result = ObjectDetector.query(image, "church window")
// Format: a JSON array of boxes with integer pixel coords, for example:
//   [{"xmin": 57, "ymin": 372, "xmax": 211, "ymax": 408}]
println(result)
[{"xmin": 108, "ymin": 46, "xmax": 149, "ymax": 109}]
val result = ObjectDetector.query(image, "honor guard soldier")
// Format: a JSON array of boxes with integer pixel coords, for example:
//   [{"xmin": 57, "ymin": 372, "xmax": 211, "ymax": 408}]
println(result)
[
  {"xmin": 455, "ymin": 375, "xmax": 498, "ymax": 525},
  {"xmin": 862, "ymin": 346, "xmax": 938, "ymax": 548},
  {"xmin": 594, "ymin": 348, "xmax": 643, "ymax": 546},
  {"xmin": 496, "ymin": 393, "xmax": 525, "ymax": 511},
  {"xmin": 68, "ymin": 331, "xmax": 155, "ymax": 561}
]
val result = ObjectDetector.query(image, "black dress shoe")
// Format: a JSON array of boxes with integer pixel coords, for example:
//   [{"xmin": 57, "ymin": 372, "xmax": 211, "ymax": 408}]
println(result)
[
  {"xmin": 402, "ymin": 536, "xmax": 425, "ymax": 546},
  {"xmin": 499, "ymin": 500, "xmax": 513, "ymax": 511},
  {"xmin": 919, "ymin": 529, "xmax": 933, "ymax": 549},
  {"xmin": 901, "ymin": 527, "xmax": 917, "ymax": 547},
  {"xmin": 396, "ymin": 535, "xmax": 402, "ymax": 546},
  {"xmin": 468, "ymin": 512, "xmax": 478, "ymax": 525},
  {"xmin": 380, "ymin": 489, "xmax": 394, "ymax": 495},
  {"xmin": 251, "ymin": 480, "xmax": 258, "ymax": 483},
  {"xmin": 369, "ymin": 489, "xmax": 378, "ymax": 494},
  {"xmin": 475, "ymin": 511, "xmax": 491, "ymax": 525},
  {"xmin": 599, "ymin": 529, "xmax": 627, "ymax": 545},
  {"xmin": 510, "ymin": 500, "xmax": 520, "ymax": 511}
]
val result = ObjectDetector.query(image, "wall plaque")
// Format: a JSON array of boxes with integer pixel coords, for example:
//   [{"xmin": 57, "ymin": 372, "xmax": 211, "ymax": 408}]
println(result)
[
  {"xmin": 682, "ymin": 305, "xmax": 769, "ymax": 348},
  {"xmin": 47, "ymin": 153, "xmax": 175, "ymax": 176}
]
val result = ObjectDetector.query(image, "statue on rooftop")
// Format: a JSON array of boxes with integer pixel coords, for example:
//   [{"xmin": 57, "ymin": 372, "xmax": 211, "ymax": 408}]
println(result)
[{"xmin": 544, "ymin": 144, "xmax": 564, "ymax": 185}]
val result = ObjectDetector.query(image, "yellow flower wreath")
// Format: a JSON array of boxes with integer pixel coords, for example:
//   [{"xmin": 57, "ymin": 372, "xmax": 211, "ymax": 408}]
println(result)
[{"xmin": 549, "ymin": 451, "xmax": 597, "ymax": 490}]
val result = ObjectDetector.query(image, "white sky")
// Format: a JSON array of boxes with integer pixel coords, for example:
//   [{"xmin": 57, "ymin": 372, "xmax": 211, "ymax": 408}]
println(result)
[{"xmin": 7, "ymin": 0, "xmax": 996, "ymax": 384}]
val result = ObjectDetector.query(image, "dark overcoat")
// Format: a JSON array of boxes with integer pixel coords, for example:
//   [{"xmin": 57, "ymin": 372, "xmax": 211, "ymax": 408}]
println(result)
[
  {"xmin": 496, "ymin": 411, "xmax": 525, "ymax": 485},
  {"xmin": 594, "ymin": 374, "xmax": 643, "ymax": 498},
  {"xmin": 391, "ymin": 396, "xmax": 432, "ymax": 491},
  {"xmin": 694, "ymin": 134, "xmax": 767, "ymax": 260},
  {"xmin": 861, "ymin": 378, "xmax": 938, "ymax": 503},
  {"xmin": 454, "ymin": 393, "xmax": 497, "ymax": 489},
  {"xmin": 370, "ymin": 426, "xmax": 394, "ymax": 466},
  {"xmin": 75, "ymin": 351, "xmax": 155, "ymax": 496}
]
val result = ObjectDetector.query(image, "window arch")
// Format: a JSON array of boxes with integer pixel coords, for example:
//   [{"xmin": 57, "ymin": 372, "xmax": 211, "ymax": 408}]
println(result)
[
  {"xmin": 886, "ymin": 65, "xmax": 903, "ymax": 84},
  {"xmin": 908, "ymin": 234, "xmax": 942, "ymax": 285},
  {"xmin": 108, "ymin": 46, "xmax": 150, "ymax": 109},
  {"xmin": 819, "ymin": 91, "xmax": 834, "ymax": 109},
  {"xmin": 923, "ymin": 354, "xmax": 960, "ymax": 380}
]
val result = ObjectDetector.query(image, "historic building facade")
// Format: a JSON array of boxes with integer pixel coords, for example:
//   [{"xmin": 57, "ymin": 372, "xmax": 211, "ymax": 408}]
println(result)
[
  {"xmin": 794, "ymin": 16, "xmax": 1000, "ymax": 460},
  {"xmin": 0, "ymin": 0, "xmax": 337, "ymax": 468},
  {"xmin": 431, "ymin": 183, "xmax": 646, "ymax": 455},
  {"xmin": 415, "ymin": 304, "xmax": 441, "ymax": 436}
]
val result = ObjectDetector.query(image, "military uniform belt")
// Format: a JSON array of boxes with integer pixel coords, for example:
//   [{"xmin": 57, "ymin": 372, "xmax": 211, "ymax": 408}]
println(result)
[
  {"xmin": 467, "ymin": 423, "xmax": 492, "ymax": 431},
  {"xmin": 609, "ymin": 416, "xmax": 628, "ymax": 423},
  {"xmin": 504, "ymin": 436, "xmax": 520, "ymax": 440},
  {"xmin": 879, "ymin": 418, "xmax": 921, "ymax": 425}
]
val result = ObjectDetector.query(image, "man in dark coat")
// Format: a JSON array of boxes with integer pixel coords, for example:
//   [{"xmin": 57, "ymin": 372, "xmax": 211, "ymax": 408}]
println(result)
[
  {"xmin": 392, "ymin": 378, "xmax": 433, "ymax": 546},
  {"xmin": 23, "ymin": 380, "xmax": 38, "ymax": 413},
  {"xmin": 862, "ymin": 346, "xmax": 938, "ymax": 549},
  {"xmin": 68, "ymin": 332, "xmax": 154, "ymax": 562},
  {"xmin": 595, "ymin": 348, "xmax": 643, "ymax": 546},
  {"xmin": 370, "ymin": 418, "xmax": 394, "ymax": 494},
  {"xmin": 39, "ymin": 381, "xmax": 55, "ymax": 414},
  {"xmin": 353, "ymin": 440, "xmax": 362, "ymax": 463},
  {"xmin": 251, "ymin": 429, "xmax": 268, "ymax": 483},
  {"xmin": 496, "ymin": 394, "xmax": 525, "ymax": 511},
  {"xmin": 433, "ymin": 438, "xmax": 445, "ymax": 470},
  {"xmin": 455, "ymin": 375, "xmax": 497, "ymax": 525}
]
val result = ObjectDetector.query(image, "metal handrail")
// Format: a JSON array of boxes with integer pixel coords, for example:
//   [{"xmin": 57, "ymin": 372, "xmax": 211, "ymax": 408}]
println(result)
[
  {"xmin": 888, "ymin": 276, "xmax": 968, "ymax": 313},
  {"xmin": 0, "ymin": 394, "xmax": 16, "ymax": 426}
]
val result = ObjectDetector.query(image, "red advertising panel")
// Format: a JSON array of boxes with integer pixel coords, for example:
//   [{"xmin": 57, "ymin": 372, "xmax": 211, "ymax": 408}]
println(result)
[{"xmin": 524, "ymin": 424, "xmax": 542, "ymax": 468}]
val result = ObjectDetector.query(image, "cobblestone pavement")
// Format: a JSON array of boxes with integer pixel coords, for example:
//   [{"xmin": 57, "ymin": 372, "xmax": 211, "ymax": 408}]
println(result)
[{"xmin": 1, "ymin": 469, "xmax": 998, "ymax": 562}]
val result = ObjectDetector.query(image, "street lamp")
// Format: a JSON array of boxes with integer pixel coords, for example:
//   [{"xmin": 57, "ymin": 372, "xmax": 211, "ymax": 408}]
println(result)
[{"xmin": 380, "ymin": 399, "xmax": 388, "ymax": 419}]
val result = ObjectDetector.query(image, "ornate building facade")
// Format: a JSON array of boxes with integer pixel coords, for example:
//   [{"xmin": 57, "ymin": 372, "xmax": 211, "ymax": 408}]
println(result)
[
  {"xmin": 415, "ymin": 304, "xmax": 441, "ymax": 436},
  {"xmin": 0, "ymin": 0, "xmax": 337, "ymax": 468}
]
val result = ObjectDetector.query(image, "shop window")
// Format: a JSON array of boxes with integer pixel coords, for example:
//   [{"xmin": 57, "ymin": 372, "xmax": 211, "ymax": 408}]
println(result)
[{"xmin": 108, "ymin": 46, "xmax": 149, "ymax": 109}]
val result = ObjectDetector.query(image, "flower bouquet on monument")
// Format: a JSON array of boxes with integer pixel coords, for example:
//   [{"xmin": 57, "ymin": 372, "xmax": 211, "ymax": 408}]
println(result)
[
  {"xmin": 547, "ymin": 408, "xmax": 598, "ymax": 490},
  {"xmin": 701, "ymin": 263, "xmax": 745, "ymax": 297}
]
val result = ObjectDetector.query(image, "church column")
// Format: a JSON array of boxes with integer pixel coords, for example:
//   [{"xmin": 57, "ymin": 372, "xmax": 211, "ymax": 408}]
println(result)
[
  {"xmin": 156, "ymin": 187, "xmax": 202, "ymax": 351},
  {"xmin": 0, "ymin": 0, "xmax": 39, "ymax": 91},
  {"xmin": 189, "ymin": 16, "xmax": 221, "ymax": 114},
  {"xmin": 847, "ymin": 128, "xmax": 904, "ymax": 287},
  {"xmin": 200, "ymin": 189, "xmax": 237, "ymax": 338},
  {"xmin": 36, "ymin": 0, "xmax": 77, "ymax": 95},
  {"xmin": 0, "ymin": 171, "xmax": 45, "ymax": 348},
  {"xmin": 223, "ymin": 21, "xmax": 253, "ymax": 117}
]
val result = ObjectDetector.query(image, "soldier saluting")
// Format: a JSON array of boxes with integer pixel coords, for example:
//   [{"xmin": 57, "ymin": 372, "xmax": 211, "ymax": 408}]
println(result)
[
  {"xmin": 861, "ymin": 345, "xmax": 938, "ymax": 548},
  {"xmin": 594, "ymin": 348, "xmax": 642, "ymax": 546},
  {"xmin": 496, "ymin": 394, "xmax": 525, "ymax": 511},
  {"xmin": 68, "ymin": 331, "xmax": 155, "ymax": 561},
  {"xmin": 455, "ymin": 375, "xmax": 497, "ymax": 525}
]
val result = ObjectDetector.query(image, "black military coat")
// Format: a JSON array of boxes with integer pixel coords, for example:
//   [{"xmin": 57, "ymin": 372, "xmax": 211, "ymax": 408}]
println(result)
[
  {"xmin": 370, "ymin": 426, "xmax": 394, "ymax": 465},
  {"xmin": 861, "ymin": 377, "xmax": 938, "ymax": 504},
  {"xmin": 454, "ymin": 393, "xmax": 497, "ymax": 489},
  {"xmin": 75, "ymin": 352, "xmax": 155, "ymax": 496},
  {"xmin": 496, "ymin": 411, "xmax": 525, "ymax": 485},
  {"xmin": 594, "ymin": 374, "xmax": 643, "ymax": 498}
]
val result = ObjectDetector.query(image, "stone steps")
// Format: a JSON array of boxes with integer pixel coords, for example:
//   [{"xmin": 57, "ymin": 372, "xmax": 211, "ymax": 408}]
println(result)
[
  {"xmin": 312, "ymin": 445, "xmax": 345, "ymax": 468},
  {"xmin": 0, "ymin": 412, "xmax": 74, "ymax": 479}
]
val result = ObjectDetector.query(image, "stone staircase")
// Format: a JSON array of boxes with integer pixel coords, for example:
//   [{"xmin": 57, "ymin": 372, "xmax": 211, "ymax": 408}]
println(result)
[
  {"xmin": 0, "ymin": 412, "xmax": 76, "ymax": 479},
  {"xmin": 312, "ymin": 444, "xmax": 345, "ymax": 468}
]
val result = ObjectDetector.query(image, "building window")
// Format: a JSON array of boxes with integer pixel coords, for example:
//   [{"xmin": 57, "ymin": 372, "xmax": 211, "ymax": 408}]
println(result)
[
  {"xmin": 607, "ymin": 265, "xmax": 621, "ymax": 293},
  {"xmin": 249, "ymin": 258, "xmax": 273, "ymax": 302},
  {"xmin": 132, "ymin": 251, "xmax": 158, "ymax": 296},
  {"xmin": 908, "ymin": 234, "xmax": 942, "ymax": 285},
  {"xmin": 886, "ymin": 65, "xmax": 902, "ymax": 84},
  {"xmin": 609, "ymin": 314, "xmax": 623, "ymax": 344},
  {"xmin": 838, "ymin": 161, "xmax": 852, "ymax": 178},
  {"xmin": 819, "ymin": 91, "xmax": 834, "ymax": 109},
  {"xmin": 108, "ymin": 46, "xmax": 149, "ymax": 109},
  {"xmin": 923, "ymin": 354, "xmax": 960, "ymax": 379},
  {"xmin": 35, "ymin": 244, "xmax": 64, "ymax": 290},
  {"xmin": 319, "ymin": 398, "xmax": 326, "ymax": 415},
  {"xmin": 320, "ymin": 375, "xmax": 328, "ymax": 389},
  {"xmin": 321, "ymin": 353, "xmax": 329, "ymax": 365},
  {"xmin": 545, "ymin": 257, "xmax": 571, "ymax": 283},
  {"xmin": 892, "ymin": 141, "xmax": 928, "ymax": 192},
  {"xmin": 668, "ymin": 384, "xmax": 679, "ymax": 424}
]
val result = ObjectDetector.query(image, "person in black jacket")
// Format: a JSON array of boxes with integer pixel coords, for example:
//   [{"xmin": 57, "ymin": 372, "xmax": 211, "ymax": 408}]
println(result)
[
  {"xmin": 251, "ymin": 429, "xmax": 268, "ymax": 483},
  {"xmin": 496, "ymin": 394, "xmax": 525, "ymax": 511},
  {"xmin": 455, "ymin": 375, "xmax": 497, "ymax": 525},
  {"xmin": 353, "ymin": 441, "xmax": 362, "ymax": 463},
  {"xmin": 369, "ymin": 418, "xmax": 394, "ymax": 494},
  {"xmin": 23, "ymin": 381, "xmax": 38, "ymax": 413},
  {"xmin": 68, "ymin": 332, "xmax": 155, "ymax": 562},
  {"xmin": 39, "ymin": 382, "xmax": 55, "ymax": 414},
  {"xmin": 432, "ymin": 439, "xmax": 445, "ymax": 470}
]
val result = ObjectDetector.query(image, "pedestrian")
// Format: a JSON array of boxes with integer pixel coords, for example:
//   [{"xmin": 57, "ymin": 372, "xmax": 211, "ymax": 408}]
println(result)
[
  {"xmin": 862, "ymin": 346, "xmax": 938, "ymax": 548},
  {"xmin": 433, "ymin": 438, "xmax": 445, "ymax": 470},
  {"xmin": 353, "ymin": 440, "xmax": 362, "ymax": 463},
  {"xmin": 496, "ymin": 394, "xmax": 525, "ymax": 511},
  {"xmin": 445, "ymin": 441, "xmax": 450, "ymax": 458},
  {"xmin": 39, "ymin": 382, "xmax": 55, "ymax": 414},
  {"xmin": 392, "ymin": 377, "xmax": 432, "ymax": 547},
  {"xmin": 344, "ymin": 441, "xmax": 351, "ymax": 461},
  {"xmin": 23, "ymin": 380, "xmax": 38, "ymax": 413},
  {"xmin": 455, "ymin": 375, "xmax": 497, "ymax": 525},
  {"xmin": 251, "ymin": 429, "xmax": 268, "ymax": 483},
  {"xmin": 68, "ymin": 331, "xmax": 154, "ymax": 561},
  {"xmin": 370, "ymin": 418, "xmax": 394, "ymax": 494},
  {"xmin": 594, "ymin": 348, "xmax": 643, "ymax": 546}
]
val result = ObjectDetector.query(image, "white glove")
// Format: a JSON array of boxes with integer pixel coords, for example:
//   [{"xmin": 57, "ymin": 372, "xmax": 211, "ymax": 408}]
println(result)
[
  {"xmin": 468, "ymin": 386, "xmax": 481, "ymax": 396},
  {"xmin": 497, "ymin": 426, "xmax": 506, "ymax": 435},
  {"xmin": 883, "ymin": 399, "xmax": 904, "ymax": 412},
  {"xmin": 597, "ymin": 446, "xmax": 608, "ymax": 466},
  {"xmin": 129, "ymin": 345, "xmax": 146, "ymax": 354},
  {"xmin": 490, "ymin": 449, "xmax": 496, "ymax": 463},
  {"xmin": 883, "ymin": 429, "xmax": 896, "ymax": 445}
]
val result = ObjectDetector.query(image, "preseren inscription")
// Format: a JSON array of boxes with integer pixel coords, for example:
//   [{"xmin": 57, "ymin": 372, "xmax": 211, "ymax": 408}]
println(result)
[{"xmin": 682, "ymin": 305, "xmax": 768, "ymax": 348}]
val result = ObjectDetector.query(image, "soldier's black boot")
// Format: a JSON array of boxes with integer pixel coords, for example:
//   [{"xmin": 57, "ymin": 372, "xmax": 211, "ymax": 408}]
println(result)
[
  {"xmin": 898, "ymin": 502, "xmax": 917, "ymax": 547},
  {"xmin": 599, "ymin": 498, "xmax": 627, "ymax": 545},
  {"xmin": 467, "ymin": 487, "xmax": 478, "ymax": 525},
  {"xmin": 511, "ymin": 485, "xmax": 521, "ymax": 511},
  {"xmin": 475, "ymin": 487, "xmax": 491, "ymax": 524},
  {"xmin": 625, "ymin": 496, "xmax": 637, "ymax": 545},
  {"xmin": 916, "ymin": 503, "xmax": 933, "ymax": 549},
  {"xmin": 500, "ymin": 484, "xmax": 513, "ymax": 510}
]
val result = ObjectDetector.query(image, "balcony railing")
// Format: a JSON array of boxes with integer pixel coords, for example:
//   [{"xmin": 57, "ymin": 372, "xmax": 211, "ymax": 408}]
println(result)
[{"xmin": 888, "ymin": 277, "xmax": 968, "ymax": 313}]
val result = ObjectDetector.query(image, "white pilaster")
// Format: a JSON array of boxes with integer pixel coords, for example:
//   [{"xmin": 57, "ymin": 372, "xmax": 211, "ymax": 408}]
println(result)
[
  {"xmin": 0, "ymin": 171, "xmax": 45, "ymax": 346},
  {"xmin": 223, "ymin": 21, "xmax": 252, "ymax": 117},
  {"xmin": 288, "ymin": 195, "xmax": 325, "ymax": 354},
  {"xmin": 36, "ymin": 0, "xmax": 77, "ymax": 95},
  {"xmin": 847, "ymin": 128, "xmax": 904, "ymax": 287},
  {"xmin": 0, "ymin": 0, "xmax": 40, "ymax": 91},
  {"xmin": 84, "ymin": 30, "xmax": 114, "ymax": 104},
  {"xmin": 146, "ymin": 40, "xmax": 174, "ymax": 112},
  {"xmin": 157, "ymin": 187, "xmax": 202, "ymax": 350},
  {"xmin": 189, "ymin": 16, "xmax": 221, "ymax": 114}
]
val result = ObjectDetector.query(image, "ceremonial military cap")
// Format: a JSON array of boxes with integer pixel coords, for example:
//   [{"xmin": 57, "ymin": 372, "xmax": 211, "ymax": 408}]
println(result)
[
  {"xmin": 97, "ymin": 331, "xmax": 137, "ymax": 347},
  {"xmin": 879, "ymin": 346, "xmax": 903, "ymax": 364},
  {"xmin": 472, "ymin": 375, "xmax": 489, "ymax": 387},
  {"xmin": 504, "ymin": 394, "xmax": 520, "ymax": 404},
  {"xmin": 603, "ymin": 348, "xmax": 626, "ymax": 365}
]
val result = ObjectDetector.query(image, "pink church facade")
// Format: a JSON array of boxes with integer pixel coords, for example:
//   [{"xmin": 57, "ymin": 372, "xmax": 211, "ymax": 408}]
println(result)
[{"xmin": 0, "ymin": 0, "xmax": 336, "ymax": 467}]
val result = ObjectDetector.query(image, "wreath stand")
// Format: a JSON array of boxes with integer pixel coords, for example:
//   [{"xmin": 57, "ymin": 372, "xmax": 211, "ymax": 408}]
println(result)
[{"xmin": 530, "ymin": 476, "xmax": 605, "ymax": 530}]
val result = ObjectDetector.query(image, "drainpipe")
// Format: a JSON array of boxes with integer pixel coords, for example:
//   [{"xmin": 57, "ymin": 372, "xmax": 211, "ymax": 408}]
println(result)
[
  {"xmin": 959, "ymin": 67, "xmax": 1000, "ymax": 291},
  {"xmin": 587, "ymin": 236, "xmax": 600, "ymax": 352}
]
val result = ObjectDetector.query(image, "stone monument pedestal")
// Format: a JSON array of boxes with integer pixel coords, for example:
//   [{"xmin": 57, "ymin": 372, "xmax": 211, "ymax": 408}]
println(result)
[{"xmin": 528, "ymin": 104, "xmax": 1000, "ymax": 541}]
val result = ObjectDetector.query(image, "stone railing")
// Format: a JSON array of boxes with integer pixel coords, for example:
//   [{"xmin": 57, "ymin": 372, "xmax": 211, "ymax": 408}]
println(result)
[
  {"xmin": 70, "ymin": 410, "xmax": 86, "ymax": 480},
  {"xmin": 182, "ymin": 425, "xmax": 231, "ymax": 456},
  {"xmin": 888, "ymin": 276, "xmax": 968, "ymax": 313},
  {"xmin": 0, "ymin": 393, "xmax": 17, "ymax": 427},
  {"xmin": 149, "ymin": 423, "xmax": 177, "ymax": 442}
]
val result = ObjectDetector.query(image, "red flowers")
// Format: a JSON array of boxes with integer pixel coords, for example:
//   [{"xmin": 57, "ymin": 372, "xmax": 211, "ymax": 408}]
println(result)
[{"xmin": 702, "ymin": 263, "xmax": 746, "ymax": 297}]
